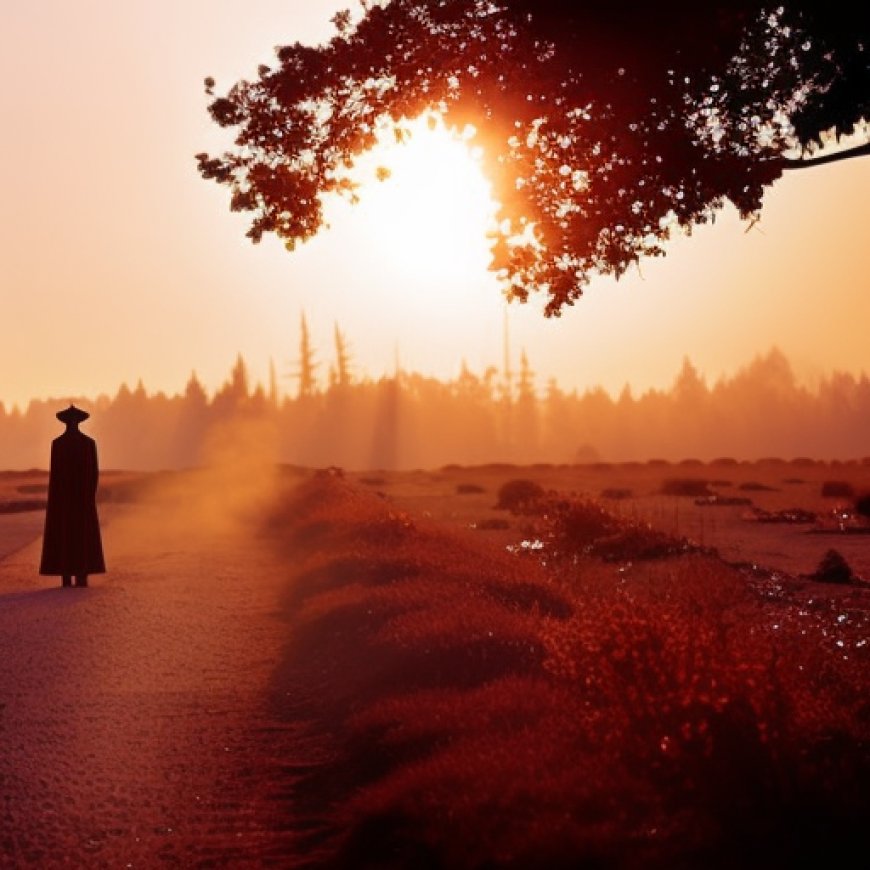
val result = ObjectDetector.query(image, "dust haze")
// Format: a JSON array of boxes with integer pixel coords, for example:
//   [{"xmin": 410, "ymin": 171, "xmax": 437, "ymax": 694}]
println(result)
[{"xmin": 105, "ymin": 416, "xmax": 284, "ymax": 552}]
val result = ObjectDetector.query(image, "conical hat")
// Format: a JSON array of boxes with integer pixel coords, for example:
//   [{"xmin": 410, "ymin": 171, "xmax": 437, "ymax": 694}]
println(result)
[{"xmin": 56, "ymin": 404, "xmax": 90, "ymax": 424}]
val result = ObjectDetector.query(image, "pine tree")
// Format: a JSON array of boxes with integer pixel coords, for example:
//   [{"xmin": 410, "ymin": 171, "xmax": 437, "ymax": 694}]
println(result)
[
  {"xmin": 333, "ymin": 323, "xmax": 352, "ymax": 388},
  {"xmin": 673, "ymin": 357, "xmax": 707, "ymax": 406},
  {"xmin": 229, "ymin": 354, "xmax": 250, "ymax": 402},
  {"xmin": 184, "ymin": 371, "xmax": 208, "ymax": 406},
  {"xmin": 297, "ymin": 313, "xmax": 317, "ymax": 400}
]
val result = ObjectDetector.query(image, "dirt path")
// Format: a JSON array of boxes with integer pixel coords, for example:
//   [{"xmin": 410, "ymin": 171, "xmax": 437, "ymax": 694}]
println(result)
[{"xmin": 0, "ymin": 491, "xmax": 319, "ymax": 867}]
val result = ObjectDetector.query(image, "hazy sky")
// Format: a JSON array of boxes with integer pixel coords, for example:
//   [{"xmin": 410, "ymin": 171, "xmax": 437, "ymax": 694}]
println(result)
[{"xmin": 2, "ymin": 0, "xmax": 868, "ymax": 409}]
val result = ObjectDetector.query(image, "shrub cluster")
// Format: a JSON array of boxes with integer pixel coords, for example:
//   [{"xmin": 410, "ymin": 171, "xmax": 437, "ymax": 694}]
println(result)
[
  {"xmin": 510, "ymin": 493, "xmax": 696, "ymax": 563},
  {"xmin": 494, "ymin": 478, "xmax": 545, "ymax": 510},
  {"xmin": 810, "ymin": 549, "xmax": 855, "ymax": 584},
  {"xmin": 660, "ymin": 478, "xmax": 713, "ymax": 497},
  {"xmin": 739, "ymin": 481, "xmax": 778, "ymax": 492},
  {"xmin": 456, "ymin": 483, "xmax": 486, "ymax": 495},
  {"xmin": 822, "ymin": 480, "xmax": 856, "ymax": 498}
]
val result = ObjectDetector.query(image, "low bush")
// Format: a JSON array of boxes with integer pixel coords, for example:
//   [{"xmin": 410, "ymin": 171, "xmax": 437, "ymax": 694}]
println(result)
[
  {"xmin": 495, "ymin": 479, "xmax": 545, "ymax": 510},
  {"xmin": 739, "ymin": 481, "xmax": 778, "ymax": 492},
  {"xmin": 456, "ymin": 483, "xmax": 485, "ymax": 495},
  {"xmin": 511, "ymin": 493, "xmax": 695, "ymax": 564},
  {"xmin": 661, "ymin": 478, "xmax": 713, "ymax": 497},
  {"xmin": 822, "ymin": 481, "xmax": 855, "ymax": 498},
  {"xmin": 810, "ymin": 549, "xmax": 855, "ymax": 584}
]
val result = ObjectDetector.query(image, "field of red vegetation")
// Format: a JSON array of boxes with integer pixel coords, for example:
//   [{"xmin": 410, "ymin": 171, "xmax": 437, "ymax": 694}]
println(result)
[{"xmin": 266, "ymin": 463, "xmax": 870, "ymax": 868}]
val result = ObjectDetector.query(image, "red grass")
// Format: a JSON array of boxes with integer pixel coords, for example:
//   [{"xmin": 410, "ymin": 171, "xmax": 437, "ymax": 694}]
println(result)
[{"xmin": 268, "ymin": 473, "xmax": 870, "ymax": 868}]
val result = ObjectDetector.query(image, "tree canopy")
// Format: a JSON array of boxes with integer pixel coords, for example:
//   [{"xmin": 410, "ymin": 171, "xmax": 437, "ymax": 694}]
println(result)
[{"xmin": 197, "ymin": 1, "xmax": 869, "ymax": 314}]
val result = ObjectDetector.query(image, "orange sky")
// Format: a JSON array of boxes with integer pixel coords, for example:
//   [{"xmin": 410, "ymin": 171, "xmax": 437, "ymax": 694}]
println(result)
[{"xmin": 1, "ymin": 1, "xmax": 868, "ymax": 410}]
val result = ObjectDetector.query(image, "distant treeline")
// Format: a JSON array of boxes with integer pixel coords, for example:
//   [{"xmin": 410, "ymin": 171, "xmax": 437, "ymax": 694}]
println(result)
[{"xmin": 2, "ymin": 348, "xmax": 869, "ymax": 470}]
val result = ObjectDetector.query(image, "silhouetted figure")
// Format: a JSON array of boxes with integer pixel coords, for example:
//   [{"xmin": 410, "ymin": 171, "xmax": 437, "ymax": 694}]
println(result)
[{"xmin": 40, "ymin": 405, "xmax": 105, "ymax": 587}]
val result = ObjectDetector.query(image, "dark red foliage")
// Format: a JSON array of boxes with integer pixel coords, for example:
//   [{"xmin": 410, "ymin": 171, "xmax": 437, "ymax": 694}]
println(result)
[
  {"xmin": 199, "ymin": 2, "xmax": 869, "ymax": 313},
  {"xmin": 811, "ymin": 548, "xmax": 855, "ymax": 584},
  {"xmin": 510, "ymin": 491, "xmax": 697, "ymax": 562}
]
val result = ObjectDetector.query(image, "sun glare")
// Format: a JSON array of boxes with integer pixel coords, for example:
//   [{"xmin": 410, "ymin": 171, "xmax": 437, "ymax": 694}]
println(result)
[{"xmin": 346, "ymin": 116, "xmax": 500, "ymax": 307}]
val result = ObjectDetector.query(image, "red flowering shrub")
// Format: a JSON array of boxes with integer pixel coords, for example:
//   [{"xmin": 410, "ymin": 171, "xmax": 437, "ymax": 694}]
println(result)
[{"xmin": 509, "ymin": 493, "xmax": 696, "ymax": 563}]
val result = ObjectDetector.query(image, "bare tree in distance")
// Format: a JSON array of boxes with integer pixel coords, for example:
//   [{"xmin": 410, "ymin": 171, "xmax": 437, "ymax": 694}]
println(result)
[{"xmin": 198, "ymin": 1, "xmax": 869, "ymax": 315}]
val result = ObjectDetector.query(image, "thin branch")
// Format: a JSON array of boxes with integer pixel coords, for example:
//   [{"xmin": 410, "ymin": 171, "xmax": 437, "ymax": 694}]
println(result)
[{"xmin": 781, "ymin": 139, "xmax": 870, "ymax": 170}]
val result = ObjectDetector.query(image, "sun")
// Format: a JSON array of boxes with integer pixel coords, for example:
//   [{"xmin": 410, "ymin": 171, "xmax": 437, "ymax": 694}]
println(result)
[
  {"xmin": 344, "ymin": 115, "xmax": 500, "ymax": 305},
  {"xmin": 308, "ymin": 114, "xmax": 511, "ymax": 380}
]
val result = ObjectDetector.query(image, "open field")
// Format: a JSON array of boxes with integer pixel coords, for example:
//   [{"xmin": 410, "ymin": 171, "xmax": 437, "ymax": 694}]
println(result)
[{"xmin": 345, "ymin": 459, "xmax": 870, "ymax": 580}]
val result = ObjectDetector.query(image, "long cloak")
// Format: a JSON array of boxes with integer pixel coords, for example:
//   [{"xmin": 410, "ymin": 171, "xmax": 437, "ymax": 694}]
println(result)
[{"xmin": 39, "ymin": 430, "xmax": 106, "ymax": 575}]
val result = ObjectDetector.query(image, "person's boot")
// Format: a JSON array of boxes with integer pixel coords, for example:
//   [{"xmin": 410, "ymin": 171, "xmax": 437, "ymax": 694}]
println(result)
[
  {"xmin": 62, "ymin": 575, "xmax": 72, "ymax": 587},
  {"xmin": 75, "ymin": 574, "xmax": 88, "ymax": 588}
]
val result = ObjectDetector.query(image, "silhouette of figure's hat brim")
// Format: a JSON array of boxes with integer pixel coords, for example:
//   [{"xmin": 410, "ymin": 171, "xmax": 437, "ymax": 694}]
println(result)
[{"xmin": 56, "ymin": 405, "xmax": 89, "ymax": 424}]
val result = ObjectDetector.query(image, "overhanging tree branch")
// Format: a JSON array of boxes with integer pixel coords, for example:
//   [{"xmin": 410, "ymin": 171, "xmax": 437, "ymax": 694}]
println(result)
[
  {"xmin": 782, "ymin": 139, "xmax": 870, "ymax": 170},
  {"xmin": 199, "ymin": 2, "xmax": 870, "ymax": 315}
]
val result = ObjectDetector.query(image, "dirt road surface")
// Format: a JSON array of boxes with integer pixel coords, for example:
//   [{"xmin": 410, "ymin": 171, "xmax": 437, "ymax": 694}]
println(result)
[{"xmin": 0, "ymin": 487, "xmax": 319, "ymax": 868}]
